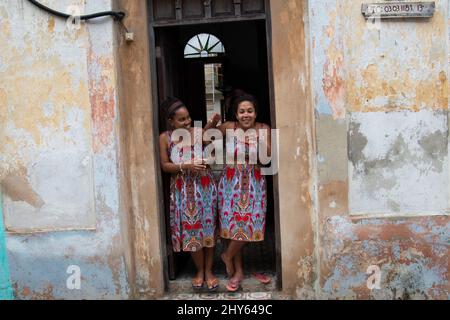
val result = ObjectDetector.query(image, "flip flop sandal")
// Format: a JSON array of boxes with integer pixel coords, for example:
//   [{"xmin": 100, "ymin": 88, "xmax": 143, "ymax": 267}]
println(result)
[
  {"xmin": 205, "ymin": 278, "xmax": 220, "ymax": 291},
  {"xmin": 192, "ymin": 279, "xmax": 204, "ymax": 290},
  {"xmin": 251, "ymin": 273, "xmax": 271, "ymax": 284},
  {"xmin": 225, "ymin": 279, "xmax": 241, "ymax": 292}
]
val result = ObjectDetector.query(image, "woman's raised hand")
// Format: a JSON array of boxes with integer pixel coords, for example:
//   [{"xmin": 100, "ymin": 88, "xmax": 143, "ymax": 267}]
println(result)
[{"xmin": 209, "ymin": 113, "xmax": 222, "ymax": 126}]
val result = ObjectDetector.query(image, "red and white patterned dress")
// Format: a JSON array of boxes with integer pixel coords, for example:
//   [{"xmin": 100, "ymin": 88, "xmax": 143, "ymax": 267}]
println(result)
[
  {"xmin": 167, "ymin": 131, "xmax": 218, "ymax": 252},
  {"xmin": 218, "ymin": 124, "xmax": 267, "ymax": 242}
]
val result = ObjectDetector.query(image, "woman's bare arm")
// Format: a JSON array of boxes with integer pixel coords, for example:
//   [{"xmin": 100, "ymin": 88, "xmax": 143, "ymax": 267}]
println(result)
[
  {"xmin": 159, "ymin": 132, "xmax": 207, "ymax": 174},
  {"xmin": 217, "ymin": 121, "xmax": 236, "ymax": 136},
  {"xmin": 159, "ymin": 133, "xmax": 181, "ymax": 174}
]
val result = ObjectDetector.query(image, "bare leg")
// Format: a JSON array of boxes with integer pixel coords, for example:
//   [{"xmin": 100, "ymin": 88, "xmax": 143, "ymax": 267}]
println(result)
[
  {"xmin": 225, "ymin": 243, "xmax": 245, "ymax": 291},
  {"xmin": 191, "ymin": 250, "xmax": 205, "ymax": 285},
  {"xmin": 204, "ymin": 247, "xmax": 219, "ymax": 289},
  {"xmin": 204, "ymin": 247, "xmax": 216, "ymax": 281},
  {"xmin": 221, "ymin": 240, "xmax": 245, "ymax": 277},
  {"xmin": 233, "ymin": 250, "xmax": 245, "ymax": 282}
]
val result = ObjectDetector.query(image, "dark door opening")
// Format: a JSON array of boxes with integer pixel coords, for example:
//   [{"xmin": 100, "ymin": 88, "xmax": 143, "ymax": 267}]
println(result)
[{"xmin": 154, "ymin": 19, "xmax": 277, "ymax": 289}]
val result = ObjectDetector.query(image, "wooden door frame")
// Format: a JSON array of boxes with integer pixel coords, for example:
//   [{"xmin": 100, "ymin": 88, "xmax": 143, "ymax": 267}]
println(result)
[
  {"xmin": 115, "ymin": 0, "xmax": 315, "ymax": 299},
  {"xmin": 151, "ymin": 14, "xmax": 281, "ymax": 288}
]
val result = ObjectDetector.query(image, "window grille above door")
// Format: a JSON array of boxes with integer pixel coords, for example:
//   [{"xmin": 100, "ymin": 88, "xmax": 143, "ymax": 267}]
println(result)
[{"xmin": 184, "ymin": 33, "xmax": 225, "ymax": 58}]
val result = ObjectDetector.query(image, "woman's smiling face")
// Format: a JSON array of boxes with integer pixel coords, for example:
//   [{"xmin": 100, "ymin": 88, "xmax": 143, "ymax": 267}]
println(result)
[
  {"xmin": 169, "ymin": 107, "xmax": 192, "ymax": 130},
  {"xmin": 236, "ymin": 101, "xmax": 257, "ymax": 129}
]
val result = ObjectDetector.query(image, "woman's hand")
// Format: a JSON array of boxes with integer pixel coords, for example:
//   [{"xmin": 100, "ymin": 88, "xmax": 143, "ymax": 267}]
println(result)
[
  {"xmin": 204, "ymin": 113, "xmax": 222, "ymax": 131},
  {"xmin": 183, "ymin": 162, "xmax": 207, "ymax": 172},
  {"xmin": 209, "ymin": 113, "xmax": 221, "ymax": 126}
]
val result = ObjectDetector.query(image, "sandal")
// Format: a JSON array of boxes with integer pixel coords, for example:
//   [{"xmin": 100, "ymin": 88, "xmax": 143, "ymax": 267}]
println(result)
[
  {"xmin": 225, "ymin": 279, "xmax": 241, "ymax": 292},
  {"xmin": 192, "ymin": 278, "xmax": 204, "ymax": 290},
  {"xmin": 251, "ymin": 273, "xmax": 271, "ymax": 284},
  {"xmin": 205, "ymin": 278, "xmax": 220, "ymax": 291}
]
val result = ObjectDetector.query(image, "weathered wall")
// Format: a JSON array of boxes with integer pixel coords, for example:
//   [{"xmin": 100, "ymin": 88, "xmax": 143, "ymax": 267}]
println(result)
[
  {"xmin": 115, "ymin": 0, "xmax": 165, "ymax": 298},
  {"xmin": 0, "ymin": 0, "xmax": 130, "ymax": 299},
  {"xmin": 1, "ymin": 0, "xmax": 448, "ymax": 300},
  {"xmin": 0, "ymin": 195, "xmax": 13, "ymax": 299},
  {"xmin": 270, "ymin": 0, "xmax": 316, "ymax": 298},
  {"xmin": 310, "ymin": 0, "xmax": 449, "ymax": 299}
]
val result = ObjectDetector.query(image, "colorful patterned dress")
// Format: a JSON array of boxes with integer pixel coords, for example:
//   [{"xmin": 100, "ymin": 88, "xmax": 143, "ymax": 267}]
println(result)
[
  {"xmin": 167, "ymin": 131, "xmax": 218, "ymax": 253},
  {"xmin": 218, "ymin": 124, "xmax": 267, "ymax": 242}
]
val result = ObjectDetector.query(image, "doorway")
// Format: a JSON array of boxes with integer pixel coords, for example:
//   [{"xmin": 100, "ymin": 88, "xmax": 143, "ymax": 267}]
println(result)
[
  {"xmin": 115, "ymin": 0, "xmax": 315, "ymax": 298},
  {"xmin": 152, "ymin": 18, "xmax": 278, "ymax": 292}
]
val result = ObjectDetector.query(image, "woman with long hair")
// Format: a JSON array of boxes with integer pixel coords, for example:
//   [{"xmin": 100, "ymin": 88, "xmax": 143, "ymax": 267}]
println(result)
[{"xmin": 209, "ymin": 93, "xmax": 271, "ymax": 292}]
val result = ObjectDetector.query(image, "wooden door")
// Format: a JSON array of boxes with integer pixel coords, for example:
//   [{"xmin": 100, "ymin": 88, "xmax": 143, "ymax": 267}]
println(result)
[
  {"xmin": 150, "ymin": 0, "xmax": 277, "ymax": 285},
  {"xmin": 182, "ymin": 61, "xmax": 207, "ymax": 124},
  {"xmin": 155, "ymin": 28, "xmax": 183, "ymax": 281},
  {"xmin": 150, "ymin": 0, "xmax": 266, "ymax": 26}
]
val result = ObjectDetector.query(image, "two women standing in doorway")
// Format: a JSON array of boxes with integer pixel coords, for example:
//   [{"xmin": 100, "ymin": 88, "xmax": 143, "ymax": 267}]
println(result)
[{"xmin": 159, "ymin": 92, "xmax": 271, "ymax": 292}]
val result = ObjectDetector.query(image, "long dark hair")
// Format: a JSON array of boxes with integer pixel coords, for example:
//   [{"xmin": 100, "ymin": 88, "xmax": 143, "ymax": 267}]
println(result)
[
  {"xmin": 224, "ymin": 89, "xmax": 247, "ymax": 121},
  {"xmin": 232, "ymin": 93, "xmax": 258, "ymax": 116}
]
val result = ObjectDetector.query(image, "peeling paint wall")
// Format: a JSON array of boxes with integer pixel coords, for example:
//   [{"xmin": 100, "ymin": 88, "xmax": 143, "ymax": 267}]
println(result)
[
  {"xmin": 1, "ymin": 0, "xmax": 449, "ymax": 300},
  {"xmin": 311, "ymin": 0, "xmax": 449, "ymax": 299},
  {"xmin": 0, "ymin": 0, "xmax": 95, "ymax": 231},
  {"xmin": 1, "ymin": 0, "xmax": 129, "ymax": 299}
]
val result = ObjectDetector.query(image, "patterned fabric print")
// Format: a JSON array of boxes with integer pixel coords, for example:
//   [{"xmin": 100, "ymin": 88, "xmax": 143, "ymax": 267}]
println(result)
[
  {"xmin": 168, "ymin": 131, "xmax": 218, "ymax": 253},
  {"xmin": 218, "ymin": 127, "xmax": 267, "ymax": 242}
]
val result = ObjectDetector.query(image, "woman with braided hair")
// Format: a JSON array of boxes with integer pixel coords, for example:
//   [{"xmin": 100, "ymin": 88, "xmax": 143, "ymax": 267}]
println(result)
[{"xmin": 159, "ymin": 98, "xmax": 219, "ymax": 291}]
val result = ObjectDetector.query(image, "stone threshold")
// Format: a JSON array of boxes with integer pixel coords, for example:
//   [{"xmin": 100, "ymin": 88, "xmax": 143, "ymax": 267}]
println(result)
[{"xmin": 163, "ymin": 273, "xmax": 294, "ymax": 300}]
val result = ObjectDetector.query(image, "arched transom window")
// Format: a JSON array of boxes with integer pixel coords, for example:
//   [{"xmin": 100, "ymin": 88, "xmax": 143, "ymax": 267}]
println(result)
[{"xmin": 184, "ymin": 33, "xmax": 225, "ymax": 59}]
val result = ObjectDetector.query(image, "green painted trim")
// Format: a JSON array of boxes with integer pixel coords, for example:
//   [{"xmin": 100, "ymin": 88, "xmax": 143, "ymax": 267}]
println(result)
[{"xmin": 0, "ymin": 192, "xmax": 14, "ymax": 300}]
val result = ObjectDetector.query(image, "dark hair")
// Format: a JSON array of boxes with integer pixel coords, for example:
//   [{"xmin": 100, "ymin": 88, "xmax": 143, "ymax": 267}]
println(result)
[
  {"xmin": 232, "ymin": 94, "xmax": 258, "ymax": 116},
  {"xmin": 224, "ymin": 89, "xmax": 247, "ymax": 121},
  {"xmin": 161, "ymin": 97, "xmax": 186, "ymax": 120}
]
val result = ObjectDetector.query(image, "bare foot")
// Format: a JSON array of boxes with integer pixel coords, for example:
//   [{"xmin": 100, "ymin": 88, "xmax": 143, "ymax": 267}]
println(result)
[
  {"xmin": 221, "ymin": 253, "xmax": 235, "ymax": 277},
  {"xmin": 192, "ymin": 271, "xmax": 204, "ymax": 289},
  {"xmin": 205, "ymin": 272, "xmax": 219, "ymax": 291},
  {"xmin": 233, "ymin": 272, "xmax": 245, "ymax": 283}
]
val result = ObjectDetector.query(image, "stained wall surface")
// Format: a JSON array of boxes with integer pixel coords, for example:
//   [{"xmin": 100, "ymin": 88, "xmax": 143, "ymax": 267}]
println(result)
[
  {"xmin": 0, "ymin": 0, "xmax": 448, "ymax": 300},
  {"xmin": 310, "ymin": 0, "xmax": 449, "ymax": 299},
  {"xmin": 1, "ymin": 0, "xmax": 129, "ymax": 299}
]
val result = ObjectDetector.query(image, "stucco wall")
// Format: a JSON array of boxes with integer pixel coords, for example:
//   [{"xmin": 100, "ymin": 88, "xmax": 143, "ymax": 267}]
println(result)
[
  {"xmin": 310, "ymin": 0, "xmax": 449, "ymax": 299},
  {"xmin": 0, "ymin": 0, "xmax": 129, "ymax": 299},
  {"xmin": 1, "ymin": 0, "xmax": 448, "ymax": 300}
]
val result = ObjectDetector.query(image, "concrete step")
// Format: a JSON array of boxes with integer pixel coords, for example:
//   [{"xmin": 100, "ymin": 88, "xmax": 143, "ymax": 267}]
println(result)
[
  {"xmin": 161, "ymin": 291, "xmax": 293, "ymax": 300},
  {"xmin": 167, "ymin": 274, "xmax": 278, "ymax": 295}
]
